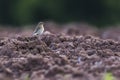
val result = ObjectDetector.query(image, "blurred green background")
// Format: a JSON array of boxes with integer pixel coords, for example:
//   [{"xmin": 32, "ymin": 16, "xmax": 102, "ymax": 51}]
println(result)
[{"xmin": 0, "ymin": 0, "xmax": 120, "ymax": 27}]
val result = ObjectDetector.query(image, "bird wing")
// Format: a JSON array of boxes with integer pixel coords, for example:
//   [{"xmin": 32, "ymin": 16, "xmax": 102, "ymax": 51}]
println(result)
[{"xmin": 33, "ymin": 25, "xmax": 40, "ymax": 35}]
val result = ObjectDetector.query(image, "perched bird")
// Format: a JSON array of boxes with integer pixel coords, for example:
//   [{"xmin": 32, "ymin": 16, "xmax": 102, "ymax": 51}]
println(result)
[{"xmin": 33, "ymin": 22, "xmax": 44, "ymax": 36}]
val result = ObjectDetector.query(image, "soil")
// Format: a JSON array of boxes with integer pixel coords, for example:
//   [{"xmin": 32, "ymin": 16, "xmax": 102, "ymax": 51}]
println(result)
[{"xmin": 0, "ymin": 22, "xmax": 120, "ymax": 80}]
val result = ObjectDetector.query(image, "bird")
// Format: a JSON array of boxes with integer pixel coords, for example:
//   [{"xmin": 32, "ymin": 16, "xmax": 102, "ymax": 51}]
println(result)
[{"xmin": 33, "ymin": 22, "xmax": 44, "ymax": 36}]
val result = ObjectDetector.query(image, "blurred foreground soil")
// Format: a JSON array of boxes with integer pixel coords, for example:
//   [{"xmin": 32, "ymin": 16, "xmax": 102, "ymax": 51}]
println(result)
[{"xmin": 0, "ymin": 22, "xmax": 120, "ymax": 80}]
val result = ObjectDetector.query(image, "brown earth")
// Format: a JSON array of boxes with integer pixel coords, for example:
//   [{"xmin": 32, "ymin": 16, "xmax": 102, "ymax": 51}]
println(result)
[{"xmin": 0, "ymin": 22, "xmax": 120, "ymax": 80}]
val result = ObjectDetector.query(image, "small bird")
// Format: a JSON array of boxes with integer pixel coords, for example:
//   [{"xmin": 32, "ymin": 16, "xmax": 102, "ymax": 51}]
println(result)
[{"xmin": 33, "ymin": 22, "xmax": 44, "ymax": 36}]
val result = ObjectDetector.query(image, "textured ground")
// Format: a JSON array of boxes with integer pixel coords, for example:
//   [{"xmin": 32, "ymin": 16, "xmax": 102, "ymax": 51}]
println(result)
[{"xmin": 0, "ymin": 22, "xmax": 120, "ymax": 80}]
